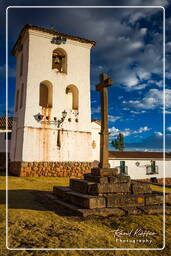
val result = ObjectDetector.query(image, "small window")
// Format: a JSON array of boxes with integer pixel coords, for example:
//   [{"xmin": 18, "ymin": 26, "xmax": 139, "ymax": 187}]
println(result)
[
  {"xmin": 146, "ymin": 161, "xmax": 159, "ymax": 174},
  {"xmin": 15, "ymin": 90, "xmax": 19, "ymax": 112},
  {"xmin": 20, "ymin": 53, "xmax": 23, "ymax": 76},
  {"xmin": 119, "ymin": 161, "xmax": 128, "ymax": 176},
  {"xmin": 4, "ymin": 132, "xmax": 12, "ymax": 140},
  {"xmin": 20, "ymin": 83, "xmax": 24, "ymax": 109},
  {"xmin": 52, "ymin": 48, "xmax": 67, "ymax": 73}
]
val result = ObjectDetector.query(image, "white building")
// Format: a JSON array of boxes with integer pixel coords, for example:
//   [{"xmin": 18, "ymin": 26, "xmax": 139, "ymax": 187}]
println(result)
[
  {"xmin": 10, "ymin": 24, "xmax": 97, "ymax": 176},
  {"xmin": 0, "ymin": 117, "xmax": 13, "ymax": 170},
  {"xmin": 109, "ymin": 151, "xmax": 171, "ymax": 184},
  {"xmin": 9, "ymin": 24, "xmax": 171, "ymax": 181}
]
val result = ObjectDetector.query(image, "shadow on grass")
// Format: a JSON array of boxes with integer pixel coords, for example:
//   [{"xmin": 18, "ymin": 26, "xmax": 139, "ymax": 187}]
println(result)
[
  {"xmin": 0, "ymin": 170, "xmax": 14, "ymax": 176},
  {"xmin": 0, "ymin": 189, "xmax": 76, "ymax": 216}
]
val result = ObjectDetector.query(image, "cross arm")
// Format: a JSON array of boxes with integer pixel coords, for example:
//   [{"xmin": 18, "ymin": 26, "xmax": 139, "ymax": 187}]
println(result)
[{"xmin": 96, "ymin": 77, "xmax": 113, "ymax": 91}]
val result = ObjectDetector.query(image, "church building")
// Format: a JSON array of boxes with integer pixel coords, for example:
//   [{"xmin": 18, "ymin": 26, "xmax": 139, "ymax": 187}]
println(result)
[
  {"xmin": 9, "ymin": 24, "xmax": 170, "ymax": 184},
  {"xmin": 10, "ymin": 24, "xmax": 100, "ymax": 177}
]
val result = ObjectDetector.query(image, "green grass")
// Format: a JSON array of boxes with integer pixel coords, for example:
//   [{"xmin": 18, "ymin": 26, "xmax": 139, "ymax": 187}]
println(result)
[
  {"xmin": 0, "ymin": 171, "xmax": 171, "ymax": 256},
  {"xmin": 151, "ymin": 185, "xmax": 171, "ymax": 194}
]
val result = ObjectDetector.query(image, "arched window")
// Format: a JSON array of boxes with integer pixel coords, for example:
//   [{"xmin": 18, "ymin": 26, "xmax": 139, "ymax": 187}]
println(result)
[
  {"xmin": 20, "ymin": 83, "xmax": 24, "ymax": 109},
  {"xmin": 39, "ymin": 80, "xmax": 53, "ymax": 108},
  {"xmin": 52, "ymin": 48, "xmax": 67, "ymax": 73},
  {"xmin": 66, "ymin": 85, "xmax": 79, "ymax": 110}
]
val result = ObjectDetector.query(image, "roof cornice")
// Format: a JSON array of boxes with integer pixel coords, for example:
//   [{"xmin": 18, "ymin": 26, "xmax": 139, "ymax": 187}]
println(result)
[{"xmin": 12, "ymin": 24, "xmax": 96, "ymax": 56}]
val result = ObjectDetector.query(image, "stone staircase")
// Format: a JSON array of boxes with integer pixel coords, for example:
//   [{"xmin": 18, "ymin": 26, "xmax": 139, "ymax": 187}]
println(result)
[{"xmin": 52, "ymin": 168, "xmax": 171, "ymax": 217}]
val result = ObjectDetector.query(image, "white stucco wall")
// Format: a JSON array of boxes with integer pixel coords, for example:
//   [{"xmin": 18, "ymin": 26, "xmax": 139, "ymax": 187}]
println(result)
[
  {"xmin": 91, "ymin": 121, "xmax": 100, "ymax": 161},
  {"xmin": 10, "ymin": 29, "xmax": 94, "ymax": 162},
  {"xmin": 109, "ymin": 158, "xmax": 171, "ymax": 179}
]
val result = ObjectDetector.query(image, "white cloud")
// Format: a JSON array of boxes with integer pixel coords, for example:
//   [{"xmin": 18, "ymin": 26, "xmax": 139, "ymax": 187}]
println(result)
[
  {"xmin": 136, "ymin": 126, "xmax": 150, "ymax": 133},
  {"xmin": 130, "ymin": 110, "xmax": 146, "ymax": 114},
  {"xmin": 165, "ymin": 110, "xmax": 171, "ymax": 114},
  {"xmin": 83, "ymin": 6, "xmax": 165, "ymax": 90},
  {"xmin": 137, "ymin": 69, "xmax": 151, "ymax": 81},
  {"xmin": 167, "ymin": 127, "xmax": 171, "ymax": 132},
  {"xmin": 125, "ymin": 76, "xmax": 139, "ymax": 87},
  {"xmin": 148, "ymin": 80, "xmax": 163, "ymax": 88},
  {"xmin": 124, "ymin": 89, "xmax": 171, "ymax": 110},
  {"xmin": 108, "ymin": 115, "xmax": 120, "ymax": 123},
  {"xmin": 140, "ymin": 28, "xmax": 147, "ymax": 35},
  {"xmin": 109, "ymin": 125, "xmax": 151, "ymax": 138},
  {"xmin": 109, "ymin": 126, "xmax": 120, "ymax": 137},
  {"xmin": 154, "ymin": 131, "xmax": 163, "ymax": 136}
]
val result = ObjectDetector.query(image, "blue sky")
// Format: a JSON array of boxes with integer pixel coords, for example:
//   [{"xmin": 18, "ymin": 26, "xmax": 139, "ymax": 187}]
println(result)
[{"xmin": 1, "ymin": 0, "xmax": 171, "ymax": 151}]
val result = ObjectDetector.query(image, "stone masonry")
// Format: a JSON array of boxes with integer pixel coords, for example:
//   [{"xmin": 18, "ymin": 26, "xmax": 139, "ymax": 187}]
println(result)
[
  {"xmin": 9, "ymin": 161, "xmax": 91, "ymax": 177},
  {"xmin": 52, "ymin": 167, "xmax": 170, "ymax": 216}
]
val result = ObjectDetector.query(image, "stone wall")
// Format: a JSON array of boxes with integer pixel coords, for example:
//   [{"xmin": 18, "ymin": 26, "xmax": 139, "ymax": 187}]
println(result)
[{"xmin": 9, "ymin": 161, "xmax": 92, "ymax": 177}]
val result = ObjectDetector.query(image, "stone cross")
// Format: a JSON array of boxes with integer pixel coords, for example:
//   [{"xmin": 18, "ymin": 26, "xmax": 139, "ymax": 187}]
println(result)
[{"xmin": 96, "ymin": 73, "xmax": 112, "ymax": 168}]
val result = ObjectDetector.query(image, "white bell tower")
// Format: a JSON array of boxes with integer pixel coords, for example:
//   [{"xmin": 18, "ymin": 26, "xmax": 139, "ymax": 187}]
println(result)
[{"xmin": 10, "ymin": 24, "xmax": 96, "ymax": 176}]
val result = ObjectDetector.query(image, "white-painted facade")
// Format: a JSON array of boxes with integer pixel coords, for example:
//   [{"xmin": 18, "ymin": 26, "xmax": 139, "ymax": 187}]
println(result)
[
  {"xmin": 91, "ymin": 121, "xmax": 101, "ymax": 161},
  {"xmin": 10, "ymin": 27, "xmax": 95, "ymax": 163},
  {"xmin": 109, "ymin": 158, "xmax": 171, "ymax": 180}
]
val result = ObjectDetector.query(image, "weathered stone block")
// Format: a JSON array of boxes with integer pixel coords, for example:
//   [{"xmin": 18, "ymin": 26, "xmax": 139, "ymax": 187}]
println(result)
[
  {"xmin": 131, "ymin": 182, "xmax": 152, "ymax": 194},
  {"xmin": 66, "ymin": 191, "xmax": 106, "ymax": 209},
  {"xmin": 91, "ymin": 168, "xmax": 118, "ymax": 176},
  {"xmin": 108, "ymin": 175, "xmax": 131, "ymax": 183},
  {"xmin": 53, "ymin": 186, "xmax": 71, "ymax": 201},
  {"xmin": 166, "ymin": 193, "xmax": 171, "ymax": 205},
  {"xmin": 88, "ymin": 182, "xmax": 130, "ymax": 195},
  {"xmin": 106, "ymin": 194, "xmax": 145, "ymax": 208},
  {"xmin": 70, "ymin": 179, "xmax": 94, "ymax": 194},
  {"xmin": 145, "ymin": 194, "xmax": 163, "ymax": 205},
  {"xmin": 84, "ymin": 174, "xmax": 108, "ymax": 183}
]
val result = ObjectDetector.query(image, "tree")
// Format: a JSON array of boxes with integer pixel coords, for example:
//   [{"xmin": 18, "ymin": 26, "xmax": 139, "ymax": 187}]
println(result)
[{"xmin": 111, "ymin": 133, "xmax": 125, "ymax": 151}]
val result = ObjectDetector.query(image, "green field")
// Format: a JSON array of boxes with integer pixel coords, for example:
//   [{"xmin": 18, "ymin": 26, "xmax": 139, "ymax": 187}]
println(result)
[{"xmin": 0, "ymin": 172, "xmax": 171, "ymax": 256}]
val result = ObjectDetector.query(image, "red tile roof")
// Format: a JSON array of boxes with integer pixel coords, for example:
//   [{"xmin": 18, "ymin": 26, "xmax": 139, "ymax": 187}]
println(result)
[
  {"xmin": 0, "ymin": 117, "xmax": 13, "ymax": 130},
  {"xmin": 109, "ymin": 151, "xmax": 171, "ymax": 159}
]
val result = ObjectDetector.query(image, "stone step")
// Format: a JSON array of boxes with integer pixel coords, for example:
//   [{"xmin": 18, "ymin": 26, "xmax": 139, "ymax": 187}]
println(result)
[
  {"xmin": 145, "ymin": 194, "xmax": 163, "ymax": 205},
  {"xmin": 84, "ymin": 174, "xmax": 108, "ymax": 183},
  {"xmin": 66, "ymin": 191, "xmax": 106, "ymax": 209},
  {"xmin": 108, "ymin": 175, "xmax": 131, "ymax": 183},
  {"xmin": 37, "ymin": 192, "xmax": 170, "ymax": 217},
  {"xmin": 106, "ymin": 194, "xmax": 146, "ymax": 208},
  {"xmin": 106, "ymin": 193, "xmax": 164, "ymax": 208},
  {"xmin": 53, "ymin": 186, "xmax": 71, "ymax": 201},
  {"xmin": 85, "ymin": 173, "xmax": 131, "ymax": 184},
  {"xmin": 88, "ymin": 182, "xmax": 131, "ymax": 195},
  {"xmin": 70, "ymin": 179, "xmax": 95, "ymax": 194},
  {"xmin": 53, "ymin": 186, "xmax": 106, "ymax": 209},
  {"xmin": 70, "ymin": 178, "xmax": 131, "ymax": 195},
  {"xmin": 166, "ymin": 193, "xmax": 171, "ymax": 205},
  {"xmin": 91, "ymin": 168, "xmax": 118, "ymax": 176},
  {"xmin": 40, "ymin": 192, "xmax": 126, "ymax": 217}
]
